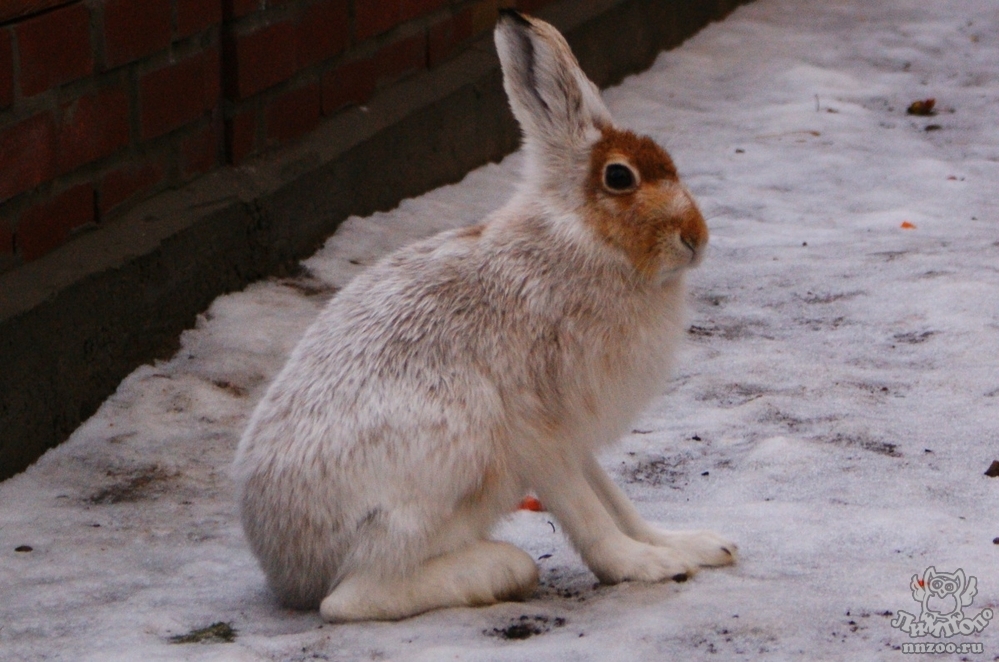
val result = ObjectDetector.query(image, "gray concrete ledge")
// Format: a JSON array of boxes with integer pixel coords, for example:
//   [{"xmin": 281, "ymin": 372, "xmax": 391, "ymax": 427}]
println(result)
[{"xmin": 0, "ymin": 0, "xmax": 748, "ymax": 479}]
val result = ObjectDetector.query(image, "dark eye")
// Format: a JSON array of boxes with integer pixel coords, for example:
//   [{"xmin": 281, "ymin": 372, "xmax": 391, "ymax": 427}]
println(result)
[{"xmin": 604, "ymin": 163, "xmax": 636, "ymax": 191}]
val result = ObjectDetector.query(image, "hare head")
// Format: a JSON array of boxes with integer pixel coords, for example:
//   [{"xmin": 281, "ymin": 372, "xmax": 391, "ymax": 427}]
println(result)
[{"xmin": 495, "ymin": 10, "xmax": 708, "ymax": 281}]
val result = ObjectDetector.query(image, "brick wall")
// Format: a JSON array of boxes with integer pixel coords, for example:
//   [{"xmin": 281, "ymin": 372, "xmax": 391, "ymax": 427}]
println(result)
[{"xmin": 0, "ymin": 0, "xmax": 556, "ymax": 273}]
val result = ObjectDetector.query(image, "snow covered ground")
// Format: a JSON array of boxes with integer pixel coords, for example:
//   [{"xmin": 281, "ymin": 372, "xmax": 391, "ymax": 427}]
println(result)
[{"xmin": 2, "ymin": 0, "xmax": 998, "ymax": 659}]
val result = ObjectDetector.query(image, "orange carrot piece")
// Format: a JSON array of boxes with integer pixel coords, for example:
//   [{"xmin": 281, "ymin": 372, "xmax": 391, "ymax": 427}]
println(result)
[{"xmin": 518, "ymin": 495, "xmax": 544, "ymax": 511}]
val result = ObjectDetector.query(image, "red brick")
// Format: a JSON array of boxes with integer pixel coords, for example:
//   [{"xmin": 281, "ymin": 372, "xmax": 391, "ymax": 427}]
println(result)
[
  {"xmin": 296, "ymin": 0, "xmax": 349, "ymax": 70},
  {"xmin": 320, "ymin": 57, "xmax": 375, "ymax": 114},
  {"xmin": 355, "ymin": 0, "xmax": 398, "ymax": 40},
  {"xmin": 139, "ymin": 50, "xmax": 219, "ymax": 140},
  {"xmin": 16, "ymin": 3, "xmax": 93, "ymax": 97},
  {"xmin": 180, "ymin": 122, "xmax": 220, "ymax": 176},
  {"xmin": 201, "ymin": 47, "xmax": 222, "ymax": 104},
  {"xmin": 0, "ymin": 113, "xmax": 55, "ymax": 202},
  {"xmin": 0, "ymin": 30, "xmax": 12, "ymax": 109},
  {"xmin": 225, "ymin": 108, "xmax": 256, "ymax": 164},
  {"xmin": 56, "ymin": 87, "xmax": 130, "ymax": 176},
  {"xmin": 400, "ymin": 0, "xmax": 448, "ymax": 23},
  {"xmin": 266, "ymin": 83, "xmax": 320, "ymax": 144},
  {"xmin": 0, "ymin": 221, "xmax": 12, "ymax": 257},
  {"xmin": 99, "ymin": 162, "xmax": 164, "ymax": 214},
  {"xmin": 428, "ymin": 8, "xmax": 474, "ymax": 67},
  {"xmin": 223, "ymin": 0, "xmax": 258, "ymax": 19},
  {"xmin": 1, "ymin": 1, "xmax": 70, "ymax": 25},
  {"xmin": 355, "ymin": 0, "xmax": 446, "ymax": 40},
  {"xmin": 226, "ymin": 21, "xmax": 297, "ymax": 100},
  {"xmin": 516, "ymin": 0, "xmax": 554, "ymax": 11},
  {"xmin": 373, "ymin": 32, "xmax": 426, "ymax": 86},
  {"xmin": 177, "ymin": 0, "xmax": 223, "ymax": 38},
  {"xmin": 102, "ymin": 0, "xmax": 172, "ymax": 68},
  {"xmin": 17, "ymin": 184, "xmax": 95, "ymax": 261}
]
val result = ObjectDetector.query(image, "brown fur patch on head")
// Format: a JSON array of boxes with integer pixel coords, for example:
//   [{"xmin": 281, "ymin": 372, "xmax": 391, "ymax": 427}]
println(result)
[
  {"xmin": 588, "ymin": 127, "xmax": 677, "ymax": 188},
  {"xmin": 584, "ymin": 127, "xmax": 706, "ymax": 278}
]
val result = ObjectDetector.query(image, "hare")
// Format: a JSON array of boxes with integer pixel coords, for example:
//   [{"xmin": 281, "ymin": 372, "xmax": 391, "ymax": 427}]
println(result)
[{"xmin": 233, "ymin": 9, "xmax": 735, "ymax": 623}]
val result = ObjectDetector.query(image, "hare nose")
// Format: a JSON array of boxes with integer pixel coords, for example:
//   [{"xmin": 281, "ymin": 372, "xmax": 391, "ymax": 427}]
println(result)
[{"xmin": 679, "ymin": 201, "xmax": 708, "ymax": 254}]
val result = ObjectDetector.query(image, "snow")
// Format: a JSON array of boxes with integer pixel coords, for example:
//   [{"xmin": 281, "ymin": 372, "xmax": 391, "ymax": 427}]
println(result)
[{"xmin": 3, "ymin": 0, "xmax": 998, "ymax": 659}]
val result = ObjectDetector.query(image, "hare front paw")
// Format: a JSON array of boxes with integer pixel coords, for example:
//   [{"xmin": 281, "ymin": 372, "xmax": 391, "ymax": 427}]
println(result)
[
  {"xmin": 642, "ymin": 528, "xmax": 737, "ymax": 567},
  {"xmin": 587, "ymin": 537, "xmax": 700, "ymax": 584}
]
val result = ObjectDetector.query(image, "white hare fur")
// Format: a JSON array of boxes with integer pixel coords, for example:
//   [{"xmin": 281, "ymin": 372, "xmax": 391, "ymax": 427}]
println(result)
[{"xmin": 233, "ymin": 10, "xmax": 735, "ymax": 622}]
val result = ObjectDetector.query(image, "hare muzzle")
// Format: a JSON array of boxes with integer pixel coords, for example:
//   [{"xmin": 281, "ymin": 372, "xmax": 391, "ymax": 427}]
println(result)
[{"xmin": 657, "ymin": 182, "xmax": 709, "ymax": 270}]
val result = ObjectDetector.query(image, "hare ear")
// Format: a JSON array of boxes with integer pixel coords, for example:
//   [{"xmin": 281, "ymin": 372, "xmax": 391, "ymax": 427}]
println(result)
[{"xmin": 494, "ymin": 10, "xmax": 611, "ymax": 150}]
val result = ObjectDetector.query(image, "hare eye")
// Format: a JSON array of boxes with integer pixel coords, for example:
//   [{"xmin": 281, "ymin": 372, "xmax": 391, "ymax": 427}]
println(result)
[{"xmin": 604, "ymin": 163, "xmax": 636, "ymax": 191}]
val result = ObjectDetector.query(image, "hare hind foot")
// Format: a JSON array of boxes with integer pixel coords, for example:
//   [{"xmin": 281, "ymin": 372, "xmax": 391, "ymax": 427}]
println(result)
[{"xmin": 320, "ymin": 541, "xmax": 539, "ymax": 623}]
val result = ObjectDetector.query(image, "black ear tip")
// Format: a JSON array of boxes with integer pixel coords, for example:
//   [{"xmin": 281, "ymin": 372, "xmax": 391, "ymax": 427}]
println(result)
[{"xmin": 498, "ymin": 8, "xmax": 531, "ymax": 26}]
